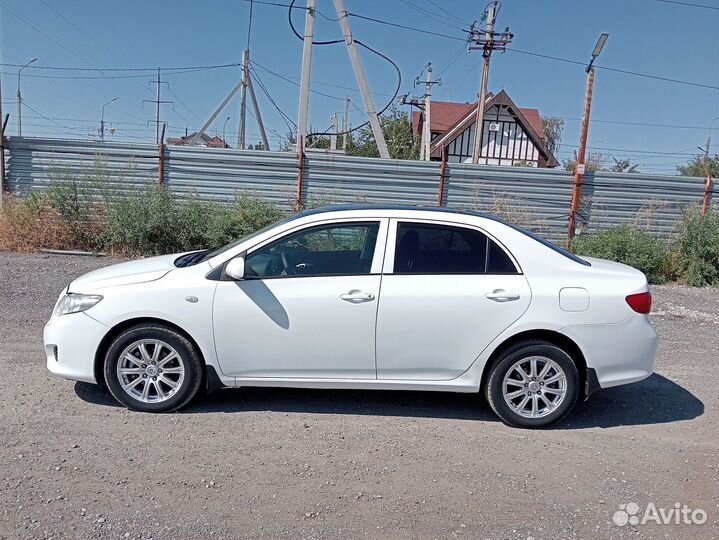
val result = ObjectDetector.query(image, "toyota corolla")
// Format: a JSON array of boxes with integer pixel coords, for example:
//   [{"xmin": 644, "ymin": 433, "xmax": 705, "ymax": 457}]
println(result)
[{"xmin": 44, "ymin": 205, "xmax": 657, "ymax": 427}]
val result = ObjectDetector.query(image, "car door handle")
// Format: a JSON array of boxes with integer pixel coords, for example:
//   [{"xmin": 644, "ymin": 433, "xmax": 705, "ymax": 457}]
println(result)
[
  {"xmin": 485, "ymin": 289, "xmax": 520, "ymax": 302},
  {"xmin": 340, "ymin": 290, "xmax": 375, "ymax": 303}
]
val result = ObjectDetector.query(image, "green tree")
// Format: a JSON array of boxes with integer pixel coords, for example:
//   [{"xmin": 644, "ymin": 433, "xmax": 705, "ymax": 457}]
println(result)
[
  {"xmin": 610, "ymin": 158, "xmax": 639, "ymax": 173},
  {"xmin": 346, "ymin": 106, "xmax": 419, "ymax": 160},
  {"xmin": 563, "ymin": 151, "xmax": 605, "ymax": 173},
  {"xmin": 541, "ymin": 117, "xmax": 564, "ymax": 155},
  {"xmin": 677, "ymin": 154, "xmax": 719, "ymax": 177}
]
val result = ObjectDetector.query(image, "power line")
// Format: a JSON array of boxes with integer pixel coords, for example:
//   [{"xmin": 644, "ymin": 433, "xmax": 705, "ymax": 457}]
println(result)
[
  {"xmin": 37, "ymin": 0, "xmax": 126, "ymax": 64},
  {"xmin": 546, "ymin": 114, "xmax": 719, "ymax": 131},
  {"xmin": 397, "ymin": 0, "xmax": 466, "ymax": 31},
  {"xmin": 0, "ymin": 62, "xmax": 241, "ymax": 72},
  {"xmin": 0, "ymin": 65, "xmax": 241, "ymax": 81},
  {"xmin": 347, "ymin": 13, "xmax": 467, "ymax": 42},
  {"xmin": 0, "ymin": 0, "xmax": 96, "ymax": 66},
  {"xmin": 424, "ymin": 0, "xmax": 467, "ymax": 25},
  {"xmin": 505, "ymin": 48, "xmax": 719, "ymax": 90},
  {"xmin": 654, "ymin": 0, "xmax": 719, "ymax": 9}
]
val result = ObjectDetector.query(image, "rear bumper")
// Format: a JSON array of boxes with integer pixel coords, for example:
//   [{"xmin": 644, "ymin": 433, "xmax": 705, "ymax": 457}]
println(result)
[
  {"xmin": 44, "ymin": 313, "xmax": 108, "ymax": 384},
  {"xmin": 561, "ymin": 314, "xmax": 657, "ymax": 390}
]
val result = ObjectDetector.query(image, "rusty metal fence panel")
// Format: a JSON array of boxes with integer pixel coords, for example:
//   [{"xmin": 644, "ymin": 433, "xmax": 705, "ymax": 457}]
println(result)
[
  {"xmin": 5, "ymin": 137, "xmax": 157, "ymax": 197},
  {"xmin": 165, "ymin": 146, "xmax": 297, "ymax": 210},
  {"xmin": 582, "ymin": 172, "xmax": 708, "ymax": 237},
  {"xmin": 3, "ymin": 137, "xmax": 712, "ymax": 241},
  {"xmin": 443, "ymin": 163, "xmax": 574, "ymax": 241}
]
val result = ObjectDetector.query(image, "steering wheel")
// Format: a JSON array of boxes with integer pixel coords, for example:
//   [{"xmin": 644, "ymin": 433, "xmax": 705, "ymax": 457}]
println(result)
[{"xmin": 280, "ymin": 251, "xmax": 296, "ymax": 275}]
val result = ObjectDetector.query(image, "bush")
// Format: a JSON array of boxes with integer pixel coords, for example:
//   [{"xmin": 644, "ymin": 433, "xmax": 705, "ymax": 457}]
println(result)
[
  {"xmin": 104, "ymin": 187, "xmax": 284, "ymax": 256},
  {"xmin": 572, "ymin": 225, "xmax": 672, "ymax": 284},
  {"xmin": 675, "ymin": 209, "xmax": 719, "ymax": 286}
]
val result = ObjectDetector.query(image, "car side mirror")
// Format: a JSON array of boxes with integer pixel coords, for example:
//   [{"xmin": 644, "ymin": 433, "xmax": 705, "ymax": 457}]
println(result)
[{"xmin": 225, "ymin": 256, "xmax": 245, "ymax": 280}]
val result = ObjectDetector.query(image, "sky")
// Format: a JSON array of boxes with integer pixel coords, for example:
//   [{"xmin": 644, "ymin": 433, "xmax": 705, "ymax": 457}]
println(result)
[{"xmin": 1, "ymin": 0, "xmax": 718, "ymax": 174}]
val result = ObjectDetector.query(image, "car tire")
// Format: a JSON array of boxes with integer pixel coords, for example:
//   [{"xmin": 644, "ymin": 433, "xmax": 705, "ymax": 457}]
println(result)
[
  {"xmin": 104, "ymin": 323, "xmax": 203, "ymax": 413},
  {"xmin": 485, "ymin": 340, "xmax": 579, "ymax": 428}
]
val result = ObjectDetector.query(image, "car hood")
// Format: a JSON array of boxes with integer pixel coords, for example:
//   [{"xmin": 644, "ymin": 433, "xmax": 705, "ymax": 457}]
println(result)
[{"xmin": 68, "ymin": 253, "xmax": 181, "ymax": 292}]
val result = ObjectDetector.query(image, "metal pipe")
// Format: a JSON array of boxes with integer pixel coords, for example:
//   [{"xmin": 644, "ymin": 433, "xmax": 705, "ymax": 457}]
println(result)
[
  {"xmin": 567, "ymin": 67, "xmax": 595, "ymax": 246},
  {"xmin": 438, "ymin": 146, "xmax": 448, "ymax": 206},
  {"xmin": 222, "ymin": 116, "xmax": 230, "ymax": 148},
  {"xmin": 158, "ymin": 123, "xmax": 166, "ymax": 185},
  {"xmin": 296, "ymin": 136, "xmax": 305, "ymax": 210}
]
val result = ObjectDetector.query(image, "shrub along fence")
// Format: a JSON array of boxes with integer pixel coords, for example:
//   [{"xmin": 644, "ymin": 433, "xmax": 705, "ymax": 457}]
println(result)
[{"xmin": 2, "ymin": 136, "xmax": 716, "ymax": 244}]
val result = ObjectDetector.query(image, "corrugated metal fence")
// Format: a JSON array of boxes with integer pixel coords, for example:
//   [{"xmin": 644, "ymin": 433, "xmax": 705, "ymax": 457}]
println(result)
[{"xmin": 3, "ymin": 136, "xmax": 714, "ymax": 241}]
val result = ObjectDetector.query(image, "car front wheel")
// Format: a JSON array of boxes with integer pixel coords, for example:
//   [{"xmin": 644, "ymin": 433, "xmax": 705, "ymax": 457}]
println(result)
[
  {"xmin": 485, "ymin": 340, "xmax": 579, "ymax": 428},
  {"xmin": 104, "ymin": 323, "xmax": 203, "ymax": 413}
]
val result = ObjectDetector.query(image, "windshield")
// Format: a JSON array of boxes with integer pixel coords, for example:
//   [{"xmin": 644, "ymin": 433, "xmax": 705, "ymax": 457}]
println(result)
[{"xmin": 174, "ymin": 213, "xmax": 300, "ymax": 268}]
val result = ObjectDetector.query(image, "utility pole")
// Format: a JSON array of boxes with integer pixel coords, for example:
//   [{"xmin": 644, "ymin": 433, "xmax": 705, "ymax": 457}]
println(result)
[
  {"xmin": 330, "ymin": 112, "xmax": 338, "ymax": 150},
  {"xmin": 144, "ymin": 68, "xmax": 172, "ymax": 144},
  {"xmin": 16, "ymin": 57, "xmax": 37, "ymax": 137},
  {"xmin": 343, "ymin": 96, "xmax": 350, "ymax": 151},
  {"xmin": 333, "ymin": 0, "xmax": 390, "ymax": 159},
  {"xmin": 567, "ymin": 33, "xmax": 609, "ymax": 245},
  {"xmin": 467, "ymin": 2, "xmax": 512, "ymax": 164},
  {"xmin": 155, "ymin": 68, "xmax": 161, "ymax": 143},
  {"xmin": 296, "ymin": 0, "xmax": 316, "ymax": 152},
  {"xmin": 238, "ymin": 49, "xmax": 250, "ymax": 149},
  {"xmin": 247, "ymin": 74, "xmax": 270, "ymax": 150},
  {"xmin": 99, "ymin": 97, "xmax": 117, "ymax": 142},
  {"xmin": 416, "ymin": 63, "xmax": 441, "ymax": 161},
  {"xmin": 701, "ymin": 116, "xmax": 719, "ymax": 215}
]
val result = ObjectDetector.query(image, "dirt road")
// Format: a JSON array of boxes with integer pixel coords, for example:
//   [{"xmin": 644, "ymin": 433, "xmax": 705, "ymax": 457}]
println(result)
[{"xmin": 1, "ymin": 252, "xmax": 717, "ymax": 539}]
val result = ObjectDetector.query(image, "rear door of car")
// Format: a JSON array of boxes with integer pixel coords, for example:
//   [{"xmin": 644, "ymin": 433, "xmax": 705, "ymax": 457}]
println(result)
[{"xmin": 375, "ymin": 218, "xmax": 531, "ymax": 381}]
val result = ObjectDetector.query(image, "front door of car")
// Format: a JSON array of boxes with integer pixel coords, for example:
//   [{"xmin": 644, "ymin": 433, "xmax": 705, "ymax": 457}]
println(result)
[
  {"xmin": 375, "ymin": 219, "xmax": 531, "ymax": 380},
  {"xmin": 212, "ymin": 219, "xmax": 387, "ymax": 378}
]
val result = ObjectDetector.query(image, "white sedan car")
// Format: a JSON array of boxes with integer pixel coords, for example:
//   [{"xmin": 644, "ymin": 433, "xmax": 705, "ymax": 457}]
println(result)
[{"xmin": 44, "ymin": 205, "xmax": 657, "ymax": 427}]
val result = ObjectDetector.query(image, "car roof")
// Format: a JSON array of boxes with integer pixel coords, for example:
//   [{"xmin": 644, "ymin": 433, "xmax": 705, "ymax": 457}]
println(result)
[
  {"xmin": 296, "ymin": 204, "xmax": 590, "ymax": 267},
  {"xmin": 297, "ymin": 203, "xmax": 491, "ymax": 220}
]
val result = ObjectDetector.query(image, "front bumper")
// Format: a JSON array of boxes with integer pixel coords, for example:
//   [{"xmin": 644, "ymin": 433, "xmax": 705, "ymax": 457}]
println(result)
[
  {"xmin": 44, "ymin": 312, "xmax": 108, "ymax": 384},
  {"xmin": 561, "ymin": 314, "xmax": 658, "ymax": 390}
]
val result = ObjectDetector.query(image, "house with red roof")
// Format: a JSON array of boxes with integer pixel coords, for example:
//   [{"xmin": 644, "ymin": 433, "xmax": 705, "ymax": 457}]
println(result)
[
  {"xmin": 167, "ymin": 132, "xmax": 230, "ymax": 148},
  {"xmin": 411, "ymin": 90, "xmax": 559, "ymax": 168}
]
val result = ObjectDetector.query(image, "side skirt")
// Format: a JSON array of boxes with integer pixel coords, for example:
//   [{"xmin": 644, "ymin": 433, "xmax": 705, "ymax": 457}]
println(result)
[{"xmin": 230, "ymin": 374, "xmax": 480, "ymax": 393}]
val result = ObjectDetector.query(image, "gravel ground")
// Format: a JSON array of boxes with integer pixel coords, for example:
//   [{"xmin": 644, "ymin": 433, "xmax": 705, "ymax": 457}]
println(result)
[{"xmin": 1, "ymin": 251, "xmax": 717, "ymax": 540}]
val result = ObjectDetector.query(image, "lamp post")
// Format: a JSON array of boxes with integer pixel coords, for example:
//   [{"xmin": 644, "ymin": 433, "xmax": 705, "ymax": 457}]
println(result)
[
  {"xmin": 100, "ymin": 97, "xmax": 117, "ymax": 142},
  {"xmin": 567, "ymin": 33, "xmax": 608, "ymax": 246},
  {"xmin": 702, "ymin": 116, "xmax": 719, "ymax": 214},
  {"xmin": 17, "ymin": 57, "xmax": 38, "ymax": 136},
  {"xmin": 222, "ymin": 116, "xmax": 230, "ymax": 148}
]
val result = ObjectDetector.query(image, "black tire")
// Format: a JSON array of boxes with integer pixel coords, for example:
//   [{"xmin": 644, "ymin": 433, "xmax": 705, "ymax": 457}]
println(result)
[
  {"xmin": 485, "ymin": 340, "xmax": 579, "ymax": 428},
  {"xmin": 104, "ymin": 323, "xmax": 203, "ymax": 413}
]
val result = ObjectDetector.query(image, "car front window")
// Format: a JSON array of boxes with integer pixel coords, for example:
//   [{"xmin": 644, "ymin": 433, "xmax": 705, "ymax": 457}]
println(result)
[{"xmin": 245, "ymin": 222, "xmax": 380, "ymax": 278}]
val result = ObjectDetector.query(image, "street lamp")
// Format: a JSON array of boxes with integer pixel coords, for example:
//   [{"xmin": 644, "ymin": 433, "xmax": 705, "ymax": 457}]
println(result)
[
  {"xmin": 222, "ymin": 116, "xmax": 230, "ymax": 148},
  {"xmin": 17, "ymin": 57, "xmax": 38, "ymax": 136},
  {"xmin": 100, "ymin": 97, "xmax": 118, "ymax": 142},
  {"xmin": 567, "ymin": 33, "xmax": 609, "ymax": 245}
]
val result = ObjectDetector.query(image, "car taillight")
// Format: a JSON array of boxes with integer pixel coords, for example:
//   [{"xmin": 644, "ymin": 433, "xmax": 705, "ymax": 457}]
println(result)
[{"xmin": 626, "ymin": 291, "xmax": 652, "ymax": 314}]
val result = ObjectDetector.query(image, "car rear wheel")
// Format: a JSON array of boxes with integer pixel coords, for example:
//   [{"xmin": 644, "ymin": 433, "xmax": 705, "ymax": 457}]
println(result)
[
  {"xmin": 104, "ymin": 324, "xmax": 203, "ymax": 413},
  {"xmin": 485, "ymin": 340, "xmax": 579, "ymax": 428}
]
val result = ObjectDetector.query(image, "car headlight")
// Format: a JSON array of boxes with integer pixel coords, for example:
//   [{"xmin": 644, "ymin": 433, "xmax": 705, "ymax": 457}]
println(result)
[{"xmin": 53, "ymin": 293, "xmax": 103, "ymax": 317}]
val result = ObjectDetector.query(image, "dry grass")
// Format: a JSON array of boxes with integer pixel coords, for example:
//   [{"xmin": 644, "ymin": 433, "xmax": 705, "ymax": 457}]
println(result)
[{"xmin": 0, "ymin": 195, "xmax": 105, "ymax": 253}]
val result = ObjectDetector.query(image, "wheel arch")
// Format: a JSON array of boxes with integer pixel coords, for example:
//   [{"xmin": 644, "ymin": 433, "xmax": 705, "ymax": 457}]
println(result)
[
  {"xmin": 94, "ymin": 317, "xmax": 206, "ymax": 387},
  {"xmin": 480, "ymin": 329, "xmax": 589, "ymax": 398}
]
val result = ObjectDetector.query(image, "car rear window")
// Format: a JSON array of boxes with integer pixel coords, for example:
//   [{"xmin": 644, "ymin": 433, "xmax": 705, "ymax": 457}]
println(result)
[{"xmin": 394, "ymin": 222, "xmax": 518, "ymax": 275}]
